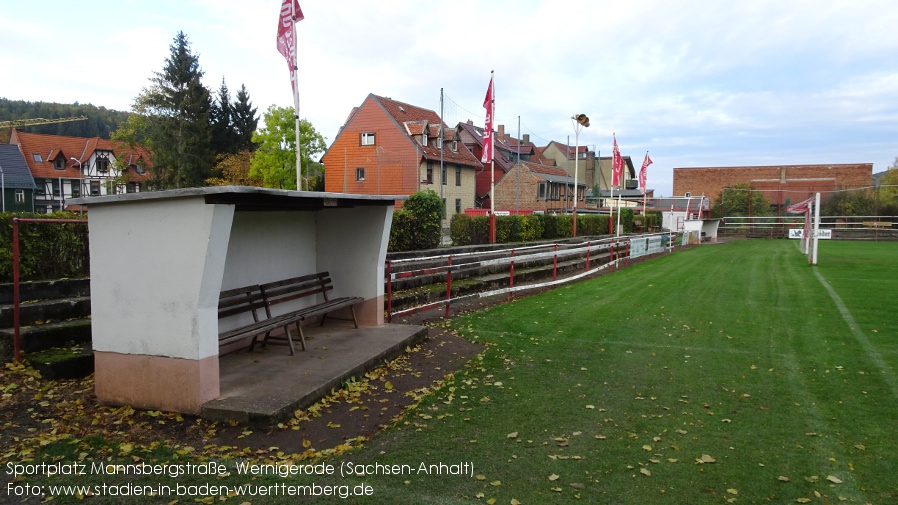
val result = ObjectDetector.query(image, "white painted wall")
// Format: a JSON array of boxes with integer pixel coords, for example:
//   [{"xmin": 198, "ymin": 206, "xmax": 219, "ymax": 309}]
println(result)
[
  {"xmin": 220, "ymin": 211, "xmax": 317, "ymax": 289},
  {"xmin": 316, "ymin": 205, "xmax": 392, "ymax": 301},
  {"xmin": 88, "ymin": 198, "xmax": 234, "ymax": 360}
]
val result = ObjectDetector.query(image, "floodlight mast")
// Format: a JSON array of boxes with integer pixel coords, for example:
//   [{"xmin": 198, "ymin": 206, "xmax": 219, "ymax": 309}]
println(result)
[{"xmin": 571, "ymin": 114, "xmax": 589, "ymax": 237}]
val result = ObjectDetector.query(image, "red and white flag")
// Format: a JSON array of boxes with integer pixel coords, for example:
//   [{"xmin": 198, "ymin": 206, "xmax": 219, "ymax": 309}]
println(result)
[
  {"xmin": 784, "ymin": 196, "xmax": 814, "ymax": 214},
  {"xmin": 638, "ymin": 152, "xmax": 652, "ymax": 194},
  {"xmin": 481, "ymin": 75, "xmax": 494, "ymax": 164},
  {"xmin": 276, "ymin": 0, "xmax": 304, "ymax": 110},
  {"xmin": 612, "ymin": 134, "xmax": 623, "ymax": 187}
]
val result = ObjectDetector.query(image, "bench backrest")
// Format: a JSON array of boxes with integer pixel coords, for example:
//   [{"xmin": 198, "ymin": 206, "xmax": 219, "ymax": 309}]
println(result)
[
  {"xmin": 260, "ymin": 271, "xmax": 333, "ymax": 311},
  {"xmin": 219, "ymin": 284, "xmax": 268, "ymax": 322}
]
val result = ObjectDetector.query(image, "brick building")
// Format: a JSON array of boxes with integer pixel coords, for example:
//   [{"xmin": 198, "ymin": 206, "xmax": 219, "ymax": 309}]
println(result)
[
  {"xmin": 321, "ymin": 94, "xmax": 482, "ymax": 221},
  {"xmin": 492, "ymin": 161, "xmax": 584, "ymax": 213},
  {"xmin": 673, "ymin": 163, "xmax": 873, "ymax": 210}
]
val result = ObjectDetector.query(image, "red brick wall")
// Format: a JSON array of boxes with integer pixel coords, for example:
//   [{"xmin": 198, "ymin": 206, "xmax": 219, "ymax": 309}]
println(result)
[{"xmin": 673, "ymin": 164, "xmax": 873, "ymax": 203}]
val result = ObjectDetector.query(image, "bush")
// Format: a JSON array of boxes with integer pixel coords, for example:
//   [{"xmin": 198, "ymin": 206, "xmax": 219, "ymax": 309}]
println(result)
[
  {"xmin": 496, "ymin": 215, "xmax": 521, "ymax": 243},
  {"xmin": 0, "ymin": 212, "xmax": 89, "ymax": 283},
  {"xmin": 520, "ymin": 214, "xmax": 545, "ymax": 242},
  {"xmin": 619, "ymin": 208, "xmax": 634, "ymax": 233},
  {"xmin": 555, "ymin": 215, "xmax": 573, "ymax": 238},
  {"xmin": 389, "ymin": 189, "xmax": 443, "ymax": 251},
  {"xmin": 450, "ymin": 214, "xmax": 473, "ymax": 246}
]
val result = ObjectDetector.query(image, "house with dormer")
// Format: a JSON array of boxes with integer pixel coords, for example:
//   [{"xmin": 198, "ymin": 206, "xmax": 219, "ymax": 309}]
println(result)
[
  {"xmin": 10, "ymin": 130, "xmax": 151, "ymax": 213},
  {"xmin": 457, "ymin": 121, "xmax": 553, "ymax": 209},
  {"xmin": 540, "ymin": 140, "xmax": 598, "ymax": 192},
  {"xmin": 321, "ymin": 94, "xmax": 483, "ymax": 222}
]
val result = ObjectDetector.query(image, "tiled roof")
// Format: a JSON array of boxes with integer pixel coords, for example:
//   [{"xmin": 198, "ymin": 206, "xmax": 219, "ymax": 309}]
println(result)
[
  {"xmin": 372, "ymin": 95, "xmax": 483, "ymax": 169},
  {"xmin": 12, "ymin": 130, "xmax": 152, "ymax": 180},
  {"xmin": 0, "ymin": 144, "xmax": 36, "ymax": 189}
]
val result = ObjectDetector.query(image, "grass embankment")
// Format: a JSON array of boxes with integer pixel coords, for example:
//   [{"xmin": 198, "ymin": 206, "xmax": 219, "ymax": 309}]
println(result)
[{"xmin": 11, "ymin": 240, "xmax": 898, "ymax": 504}]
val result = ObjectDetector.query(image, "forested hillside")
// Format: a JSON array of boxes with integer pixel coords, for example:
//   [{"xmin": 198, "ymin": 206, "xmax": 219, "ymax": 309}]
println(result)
[{"xmin": 0, "ymin": 98, "xmax": 129, "ymax": 143}]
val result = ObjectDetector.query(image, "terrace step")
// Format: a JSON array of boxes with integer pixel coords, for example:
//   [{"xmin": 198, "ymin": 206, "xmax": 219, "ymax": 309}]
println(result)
[
  {"xmin": 25, "ymin": 343, "xmax": 94, "ymax": 380},
  {"xmin": 0, "ymin": 318, "xmax": 92, "ymax": 355},
  {"xmin": 0, "ymin": 297, "xmax": 91, "ymax": 328}
]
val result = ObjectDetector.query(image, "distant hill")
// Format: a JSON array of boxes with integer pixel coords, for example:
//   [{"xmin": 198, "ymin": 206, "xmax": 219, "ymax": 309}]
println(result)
[{"xmin": 0, "ymin": 98, "xmax": 130, "ymax": 143}]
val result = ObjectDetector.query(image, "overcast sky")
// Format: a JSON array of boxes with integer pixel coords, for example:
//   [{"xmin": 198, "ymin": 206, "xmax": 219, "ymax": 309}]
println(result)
[{"xmin": 2, "ymin": 0, "xmax": 897, "ymax": 197}]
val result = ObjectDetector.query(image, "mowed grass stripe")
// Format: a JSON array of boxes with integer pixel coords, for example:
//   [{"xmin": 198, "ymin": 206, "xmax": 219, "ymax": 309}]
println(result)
[{"xmin": 302, "ymin": 240, "xmax": 897, "ymax": 505}]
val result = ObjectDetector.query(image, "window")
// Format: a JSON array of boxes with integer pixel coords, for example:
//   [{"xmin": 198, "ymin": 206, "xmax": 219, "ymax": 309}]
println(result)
[
  {"xmin": 97, "ymin": 157, "xmax": 109, "ymax": 173},
  {"xmin": 52, "ymin": 180, "xmax": 60, "ymax": 197},
  {"xmin": 455, "ymin": 166, "xmax": 462, "ymax": 186},
  {"xmin": 538, "ymin": 182, "xmax": 547, "ymax": 200},
  {"xmin": 134, "ymin": 164, "xmax": 145, "ymax": 174},
  {"xmin": 455, "ymin": 198, "xmax": 461, "ymax": 214},
  {"xmin": 71, "ymin": 183, "xmax": 81, "ymax": 198},
  {"xmin": 441, "ymin": 166, "xmax": 447, "ymax": 186},
  {"xmin": 15, "ymin": 190, "xmax": 25, "ymax": 203},
  {"xmin": 129, "ymin": 182, "xmax": 141, "ymax": 193},
  {"xmin": 32, "ymin": 154, "xmax": 42, "ymax": 162},
  {"xmin": 356, "ymin": 167, "xmax": 366, "ymax": 181},
  {"xmin": 426, "ymin": 164, "xmax": 433, "ymax": 184},
  {"xmin": 34, "ymin": 179, "xmax": 45, "ymax": 196},
  {"xmin": 360, "ymin": 132, "xmax": 375, "ymax": 146},
  {"xmin": 90, "ymin": 181, "xmax": 101, "ymax": 196},
  {"xmin": 54, "ymin": 159, "xmax": 64, "ymax": 170}
]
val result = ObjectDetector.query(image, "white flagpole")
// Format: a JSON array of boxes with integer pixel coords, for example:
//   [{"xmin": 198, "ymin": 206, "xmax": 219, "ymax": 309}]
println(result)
[
  {"xmin": 489, "ymin": 71, "xmax": 496, "ymax": 243},
  {"xmin": 291, "ymin": 1, "xmax": 302, "ymax": 190}
]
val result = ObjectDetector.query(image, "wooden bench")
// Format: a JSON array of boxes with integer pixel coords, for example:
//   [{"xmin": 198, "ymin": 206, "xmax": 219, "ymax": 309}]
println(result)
[
  {"xmin": 217, "ymin": 272, "xmax": 362, "ymax": 356},
  {"xmin": 863, "ymin": 221, "xmax": 891, "ymax": 228}
]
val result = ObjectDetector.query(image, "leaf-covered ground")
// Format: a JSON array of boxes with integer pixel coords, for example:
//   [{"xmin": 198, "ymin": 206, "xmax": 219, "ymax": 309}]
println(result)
[{"xmin": 1, "ymin": 324, "xmax": 483, "ymax": 467}]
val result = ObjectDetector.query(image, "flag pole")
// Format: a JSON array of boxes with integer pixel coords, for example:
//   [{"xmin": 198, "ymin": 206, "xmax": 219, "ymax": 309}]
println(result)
[
  {"xmin": 291, "ymin": 0, "xmax": 302, "ymax": 190},
  {"xmin": 489, "ymin": 70, "xmax": 496, "ymax": 243}
]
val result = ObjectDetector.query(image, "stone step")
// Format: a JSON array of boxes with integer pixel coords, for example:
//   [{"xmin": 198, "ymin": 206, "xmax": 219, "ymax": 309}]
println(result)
[
  {"xmin": 25, "ymin": 343, "xmax": 94, "ymax": 380},
  {"xmin": 0, "ymin": 318, "xmax": 92, "ymax": 355},
  {"xmin": 0, "ymin": 296, "xmax": 91, "ymax": 328}
]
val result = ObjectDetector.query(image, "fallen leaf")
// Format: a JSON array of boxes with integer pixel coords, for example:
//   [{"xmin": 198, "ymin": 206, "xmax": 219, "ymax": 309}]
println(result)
[
  {"xmin": 727, "ymin": 488, "xmax": 738, "ymax": 495},
  {"xmin": 778, "ymin": 476, "xmax": 791, "ymax": 482},
  {"xmin": 507, "ymin": 432, "xmax": 519, "ymax": 439},
  {"xmin": 640, "ymin": 468, "xmax": 651, "ymax": 476},
  {"xmin": 827, "ymin": 475, "xmax": 843, "ymax": 484},
  {"xmin": 549, "ymin": 474, "xmax": 559, "ymax": 481}
]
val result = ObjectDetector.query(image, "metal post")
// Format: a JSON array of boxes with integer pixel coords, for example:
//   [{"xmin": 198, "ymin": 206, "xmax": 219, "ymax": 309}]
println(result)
[
  {"xmin": 386, "ymin": 261, "xmax": 393, "ymax": 323},
  {"xmin": 444, "ymin": 255, "xmax": 452, "ymax": 318}
]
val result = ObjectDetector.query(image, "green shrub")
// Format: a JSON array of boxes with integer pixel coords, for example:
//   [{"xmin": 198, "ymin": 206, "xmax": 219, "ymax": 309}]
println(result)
[
  {"xmin": 496, "ymin": 215, "xmax": 521, "ymax": 243},
  {"xmin": 0, "ymin": 212, "xmax": 89, "ymax": 283},
  {"xmin": 542, "ymin": 214, "xmax": 559, "ymax": 239},
  {"xmin": 619, "ymin": 208, "xmax": 634, "ymax": 233},
  {"xmin": 450, "ymin": 214, "xmax": 473, "ymax": 246},
  {"xmin": 389, "ymin": 190, "xmax": 443, "ymax": 251},
  {"xmin": 471, "ymin": 216, "xmax": 490, "ymax": 245},
  {"xmin": 556, "ymin": 215, "xmax": 573, "ymax": 238},
  {"xmin": 520, "ymin": 214, "xmax": 545, "ymax": 242}
]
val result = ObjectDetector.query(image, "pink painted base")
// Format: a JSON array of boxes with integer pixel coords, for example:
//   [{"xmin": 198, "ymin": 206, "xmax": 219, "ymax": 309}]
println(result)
[{"xmin": 94, "ymin": 351, "xmax": 219, "ymax": 414}]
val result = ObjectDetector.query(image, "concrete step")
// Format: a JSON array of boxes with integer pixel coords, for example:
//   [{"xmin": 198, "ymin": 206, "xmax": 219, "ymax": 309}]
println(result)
[
  {"xmin": 0, "ymin": 296, "xmax": 91, "ymax": 328},
  {"xmin": 25, "ymin": 343, "xmax": 94, "ymax": 380},
  {"xmin": 0, "ymin": 318, "xmax": 92, "ymax": 355},
  {"xmin": 0, "ymin": 278, "xmax": 90, "ymax": 304}
]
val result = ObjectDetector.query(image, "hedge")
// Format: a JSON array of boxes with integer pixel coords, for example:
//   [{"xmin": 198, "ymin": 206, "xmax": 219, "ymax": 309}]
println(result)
[
  {"xmin": 0, "ymin": 212, "xmax": 89, "ymax": 283},
  {"xmin": 449, "ymin": 213, "xmax": 617, "ymax": 246}
]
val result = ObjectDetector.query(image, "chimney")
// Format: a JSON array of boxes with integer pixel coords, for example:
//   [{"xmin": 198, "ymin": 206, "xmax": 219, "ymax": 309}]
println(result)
[
  {"xmin": 467, "ymin": 119, "xmax": 473, "ymax": 125},
  {"xmin": 498, "ymin": 124, "xmax": 505, "ymax": 140},
  {"xmin": 522, "ymin": 134, "xmax": 530, "ymax": 145}
]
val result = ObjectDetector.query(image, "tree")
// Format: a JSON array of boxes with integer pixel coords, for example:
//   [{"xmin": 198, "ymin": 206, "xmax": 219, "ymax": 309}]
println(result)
[
  {"xmin": 210, "ymin": 78, "xmax": 238, "ymax": 156},
  {"xmin": 711, "ymin": 183, "xmax": 774, "ymax": 217},
  {"xmin": 205, "ymin": 150, "xmax": 262, "ymax": 187},
  {"xmin": 250, "ymin": 105, "xmax": 326, "ymax": 190},
  {"xmin": 125, "ymin": 31, "xmax": 214, "ymax": 189},
  {"xmin": 232, "ymin": 84, "xmax": 258, "ymax": 152}
]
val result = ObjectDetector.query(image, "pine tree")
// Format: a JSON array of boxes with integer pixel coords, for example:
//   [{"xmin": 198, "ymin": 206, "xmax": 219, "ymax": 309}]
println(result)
[
  {"xmin": 138, "ymin": 31, "xmax": 214, "ymax": 189},
  {"xmin": 211, "ymin": 78, "xmax": 238, "ymax": 155},
  {"xmin": 232, "ymin": 84, "xmax": 259, "ymax": 152}
]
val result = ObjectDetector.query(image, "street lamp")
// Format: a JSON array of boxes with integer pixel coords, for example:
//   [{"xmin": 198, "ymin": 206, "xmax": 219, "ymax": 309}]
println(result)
[{"xmin": 571, "ymin": 114, "xmax": 590, "ymax": 237}]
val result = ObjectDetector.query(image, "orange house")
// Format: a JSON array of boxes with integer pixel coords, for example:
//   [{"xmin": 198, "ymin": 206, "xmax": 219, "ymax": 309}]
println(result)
[{"xmin": 322, "ymin": 94, "xmax": 482, "ymax": 219}]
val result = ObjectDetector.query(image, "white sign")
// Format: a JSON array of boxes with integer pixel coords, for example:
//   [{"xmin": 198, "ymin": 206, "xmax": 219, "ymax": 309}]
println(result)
[
  {"xmin": 788, "ymin": 229, "xmax": 832, "ymax": 239},
  {"xmin": 630, "ymin": 236, "xmax": 664, "ymax": 259}
]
